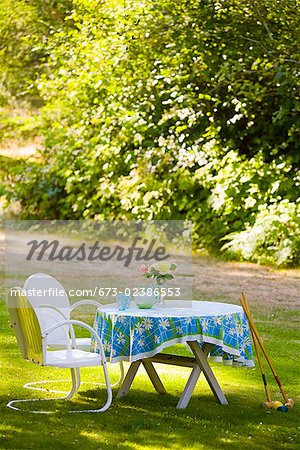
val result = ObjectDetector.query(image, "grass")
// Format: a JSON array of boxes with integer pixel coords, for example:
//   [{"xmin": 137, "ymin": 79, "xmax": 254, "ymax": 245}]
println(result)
[{"xmin": 0, "ymin": 296, "xmax": 299, "ymax": 449}]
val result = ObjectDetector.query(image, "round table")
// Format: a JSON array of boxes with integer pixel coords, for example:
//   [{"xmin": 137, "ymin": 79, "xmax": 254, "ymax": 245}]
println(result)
[{"xmin": 92, "ymin": 300, "xmax": 254, "ymax": 408}]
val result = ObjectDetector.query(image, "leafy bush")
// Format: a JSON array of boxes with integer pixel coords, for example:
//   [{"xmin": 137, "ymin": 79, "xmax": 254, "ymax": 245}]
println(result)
[
  {"xmin": 2, "ymin": 156, "xmax": 69, "ymax": 220},
  {"xmin": 0, "ymin": 0, "xmax": 72, "ymax": 104},
  {"xmin": 2, "ymin": 0, "xmax": 300, "ymax": 266},
  {"xmin": 0, "ymin": 107, "xmax": 42, "ymax": 143},
  {"xmin": 221, "ymin": 200, "xmax": 300, "ymax": 266}
]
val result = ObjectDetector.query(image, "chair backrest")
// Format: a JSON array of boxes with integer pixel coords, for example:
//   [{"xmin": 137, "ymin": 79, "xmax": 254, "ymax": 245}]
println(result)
[
  {"xmin": 8, "ymin": 287, "xmax": 44, "ymax": 365},
  {"xmin": 23, "ymin": 273, "xmax": 70, "ymax": 346}
]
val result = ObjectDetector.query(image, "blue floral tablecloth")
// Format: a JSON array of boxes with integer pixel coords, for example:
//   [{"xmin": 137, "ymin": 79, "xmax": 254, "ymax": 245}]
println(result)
[{"xmin": 91, "ymin": 301, "xmax": 254, "ymax": 367}]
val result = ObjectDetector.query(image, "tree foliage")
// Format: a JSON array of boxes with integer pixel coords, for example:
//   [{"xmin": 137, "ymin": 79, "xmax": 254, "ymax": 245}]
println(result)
[
  {"xmin": 2, "ymin": 0, "xmax": 300, "ymax": 266},
  {"xmin": 0, "ymin": 0, "xmax": 72, "ymax": 104}
]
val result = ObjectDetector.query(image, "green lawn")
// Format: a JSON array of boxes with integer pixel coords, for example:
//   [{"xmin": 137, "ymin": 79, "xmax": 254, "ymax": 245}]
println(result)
[{"xmin": 0, "ymin": 299, "xmax": 299, "ymax": 450}]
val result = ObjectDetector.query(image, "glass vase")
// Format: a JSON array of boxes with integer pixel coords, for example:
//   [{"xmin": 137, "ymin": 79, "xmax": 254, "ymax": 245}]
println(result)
[{"xmin": 155, "ymin": 283, "xmax": 166, "ymax": 305}]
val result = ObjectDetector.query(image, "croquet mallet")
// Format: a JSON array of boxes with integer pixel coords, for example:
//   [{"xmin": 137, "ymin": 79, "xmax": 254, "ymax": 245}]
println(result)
[{"xmin": 240, "ymin": 292, "xmax": 294, "ymax": 411}]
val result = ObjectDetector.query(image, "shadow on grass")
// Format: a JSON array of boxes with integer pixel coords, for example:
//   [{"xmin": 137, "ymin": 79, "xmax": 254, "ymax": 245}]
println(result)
[
  {"xmin": 1, "ymin": 301, "xmax": 299, "ymax": 449},
  {"xmin": 1, "ymin": 386, "xmax": 299, "ymax": 450}
]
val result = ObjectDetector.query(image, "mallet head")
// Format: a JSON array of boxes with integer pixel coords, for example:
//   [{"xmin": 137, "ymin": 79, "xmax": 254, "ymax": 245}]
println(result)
[{"xmin": 285, "ymin": 398, "xmax": 295, "ymax": 409}]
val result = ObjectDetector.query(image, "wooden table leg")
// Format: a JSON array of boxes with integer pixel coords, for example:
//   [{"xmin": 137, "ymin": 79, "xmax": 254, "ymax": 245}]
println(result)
[
  {"xmin": 116, "ymin": 361, "xmax": 141, "ymax": 398},
  {"xmin": 176, "ymin": 343, "xmax": 211, "ymax": 408},
  {"xmin": 142, "ymin": 361, "xmax": 166, "ymax": 394},
  {"xmin": 116, "ymin": 343, "xmax": 228, "ymax": 406},
  {"xmin": 188, "ymin": 341, "xmax": 228, "ymax": 405},
  {"xmin": 176, "ymin": 363, "xmax": 202, "ymax": 409}
]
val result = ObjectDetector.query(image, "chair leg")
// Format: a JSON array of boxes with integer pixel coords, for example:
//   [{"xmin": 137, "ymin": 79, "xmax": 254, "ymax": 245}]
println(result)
[
  {"xmin": 24, "ymin": 371, "xmax": 80, "ymax": 396},
  {"xmin": 8, "ymin": 367, "xmax": 81, "ymax": 413},
  {"xmin": 24, "ymin": 361, "xmax": 122, "ymax": 394},
  {"xmin": 65, "ymin": 368, "xmax": 79, "ymax": 399},
  {"xmin": 75, "ymin": 368, "xmax": 81, "ymax": 392},
  {"xmin": 114, "ymin": 362, "xmax": 125, "ymax": 387},
  {"xmin": 94, "ymin": 361, "xmax": 112, "ymax": 412},
  {"xmin": 23, "ymin": 379, "xmax": 70, "ymax": 395},
  {"xmin": 82, "ymin": 361, "xmax": 124, "ymax": 388},
  {"xmin": 7, "ymin": 364, "xmax": 111, "ymax": 414},
  {"xmin": 71, "ymin": 362, "xmax": 112, "ymax": 413}
]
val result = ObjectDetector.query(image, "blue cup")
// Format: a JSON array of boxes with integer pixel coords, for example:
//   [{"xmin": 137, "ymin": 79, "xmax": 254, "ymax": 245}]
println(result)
[{"xmin": 116, "ymin": 293, "xmax": 131, "ymax": 310}]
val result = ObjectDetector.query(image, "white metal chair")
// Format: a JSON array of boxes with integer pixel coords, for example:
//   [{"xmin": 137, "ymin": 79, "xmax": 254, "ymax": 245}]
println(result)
[
  {"xmin": 22, "ymin": 273, "xmax": 124, "ymax": 393},
  {"xmin": 7, "ymin": 288, "xmax": 112, "ymax": 413}
]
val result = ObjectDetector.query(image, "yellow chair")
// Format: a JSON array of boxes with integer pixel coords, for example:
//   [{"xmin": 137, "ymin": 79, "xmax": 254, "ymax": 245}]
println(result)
[{"xmin": 7, "ymin": 287, "xmax": 112, "ymax": 413}]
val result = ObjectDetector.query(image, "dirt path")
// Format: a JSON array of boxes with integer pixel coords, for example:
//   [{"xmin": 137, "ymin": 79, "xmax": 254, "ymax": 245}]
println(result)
[
  {"xmin": 193, "ymin": 256, "xmax": 300, "ymax": 310},
  {"xmin": 0, "ymin": 137, "xmax": 41, "ymax": 158}
]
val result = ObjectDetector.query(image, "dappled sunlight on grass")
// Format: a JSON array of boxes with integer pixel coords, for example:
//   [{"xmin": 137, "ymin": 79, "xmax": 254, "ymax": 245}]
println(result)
[{"xmin": 1, "ymin": 299, "xmax": 299, "ymax": 449}]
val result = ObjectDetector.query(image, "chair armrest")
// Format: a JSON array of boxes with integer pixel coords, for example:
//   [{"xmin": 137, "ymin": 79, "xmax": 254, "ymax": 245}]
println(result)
[
  {"xmin": 69, "ymin": 299, "xmax": 103, "ymax": 312},
  {"xmin": 42, "ymin": 319, "xmax": 107, "ymax": 363}
]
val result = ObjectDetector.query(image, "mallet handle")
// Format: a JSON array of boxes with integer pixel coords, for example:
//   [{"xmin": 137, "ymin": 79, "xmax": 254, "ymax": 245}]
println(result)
[
  {"xmin": 241, "ymin": 293, "xmax": 289, "ymax": 404},
  {"xmin": 251, "ymin": 323, "xmax": 272, "ymax": 402},
  {"xmin": 241, "ymin": 295, "xmax": 271, "ymax": 402}
]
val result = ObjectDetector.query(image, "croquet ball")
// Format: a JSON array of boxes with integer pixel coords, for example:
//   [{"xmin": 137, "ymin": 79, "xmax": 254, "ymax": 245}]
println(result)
[
  {"xmin": 277, "ymin": 405, "xmax": 289, "ymax": 412},
  {"xmin": 271, "ymin": 401, "xmax": 283, "ymax": 409}
]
